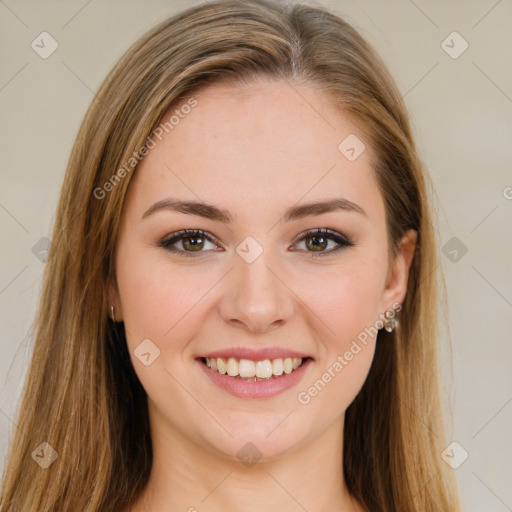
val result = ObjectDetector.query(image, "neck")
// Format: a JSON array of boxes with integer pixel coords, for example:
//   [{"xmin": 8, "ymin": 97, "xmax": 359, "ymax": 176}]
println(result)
[{"xmin": 126, "ymin": 403, "xmax": 363, "ymax": 512}]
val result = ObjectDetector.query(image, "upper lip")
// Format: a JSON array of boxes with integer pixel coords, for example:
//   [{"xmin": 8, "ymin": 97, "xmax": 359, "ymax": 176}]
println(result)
[{"xmin": 198, "ymin": 347, "xmax": 312, "ymax": 361}]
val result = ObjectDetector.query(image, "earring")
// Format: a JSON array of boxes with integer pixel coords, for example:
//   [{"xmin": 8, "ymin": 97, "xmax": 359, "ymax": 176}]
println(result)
[
  {"xmin": 111, "ymin": 305, "xmax": 116, "ymax": 323},
  {"xmin": 383, "ymin": 308, "xmax": 398, "ymax": 332}
]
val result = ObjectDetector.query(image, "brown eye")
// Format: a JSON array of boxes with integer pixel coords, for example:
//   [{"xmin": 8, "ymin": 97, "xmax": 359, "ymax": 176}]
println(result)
[
  {"xmin": 181, "ymin": 235, "xmax": 205, "ymax": 251},
  {"xmin": 293, "ymin": 228, "xmax": 354, "ymax": 257},
  {"xmin": 304, "ymin": 234, "xmax": 329, "ymax": 252},
  {"xmin": 159, "ymin": 229, "xmax": 221, "ymax": 257}
]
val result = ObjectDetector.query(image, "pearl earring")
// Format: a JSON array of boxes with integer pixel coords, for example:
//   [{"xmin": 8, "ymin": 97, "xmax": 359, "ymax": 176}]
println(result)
[{"xmin": 383, "ymin": 308, "xmax": 398, "ymax": 332}]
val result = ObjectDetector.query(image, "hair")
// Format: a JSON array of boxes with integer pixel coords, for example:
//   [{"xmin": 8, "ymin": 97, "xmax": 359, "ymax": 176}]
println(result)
[{"xmin": 0, "ymin": 0, "xmax": 461, "ymax": 510}]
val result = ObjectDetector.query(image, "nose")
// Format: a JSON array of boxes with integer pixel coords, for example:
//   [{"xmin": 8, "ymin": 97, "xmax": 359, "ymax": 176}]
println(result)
[{"xmin": 218, "ymin": 250, "xmax": 295, "ymax": 334}]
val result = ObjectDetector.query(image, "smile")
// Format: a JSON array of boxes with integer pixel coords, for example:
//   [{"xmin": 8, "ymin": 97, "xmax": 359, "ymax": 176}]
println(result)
[
  {"xmin": 202, "ymin": 356, "xmax": 305, "ymax": 380},
  {"xmin": 197, "ymin": 356, "xmax": 313, "ymax": 398}
]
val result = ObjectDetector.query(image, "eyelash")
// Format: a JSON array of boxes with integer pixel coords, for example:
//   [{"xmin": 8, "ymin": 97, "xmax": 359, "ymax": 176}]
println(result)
[{"xmin": 158, "ymin": 228, "xmax": 355, "ymax": 258}]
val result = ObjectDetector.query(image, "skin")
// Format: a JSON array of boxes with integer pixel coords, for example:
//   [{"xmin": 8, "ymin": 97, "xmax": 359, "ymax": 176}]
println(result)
[{"xmin": 112, "ymin": 78, "xmax": 416, "ymax": 512}]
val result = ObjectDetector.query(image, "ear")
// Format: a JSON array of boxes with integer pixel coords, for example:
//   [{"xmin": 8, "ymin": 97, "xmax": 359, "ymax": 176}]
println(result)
[
  {"xmin": 107, "ymin": 276, "xmax": 124, "ymax": 322},
  {"xmin": 381, "ymin": 229, "xmax": 417, "ymax": 311}
]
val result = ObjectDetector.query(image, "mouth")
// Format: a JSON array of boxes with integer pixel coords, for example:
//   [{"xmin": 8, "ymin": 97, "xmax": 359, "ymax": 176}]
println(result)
[
  {"xmin": 196, "ymin": 355, "xmax": 313, "ymax": 398},
  {"xmin": 199, "ymin": 356, "xmax": 311, "ymax": 381}
]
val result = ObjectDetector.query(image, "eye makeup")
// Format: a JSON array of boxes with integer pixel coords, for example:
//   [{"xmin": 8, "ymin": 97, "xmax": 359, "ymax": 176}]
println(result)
[{"xmin": 157, "ymin": 227, "xmax": 355, "ymax": 258}]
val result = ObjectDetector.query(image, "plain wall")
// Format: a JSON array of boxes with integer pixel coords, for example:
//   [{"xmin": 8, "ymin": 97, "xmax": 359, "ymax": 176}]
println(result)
[{"xmin": 0, "ymin": 1, "xmax": 510, "ymax": 510}]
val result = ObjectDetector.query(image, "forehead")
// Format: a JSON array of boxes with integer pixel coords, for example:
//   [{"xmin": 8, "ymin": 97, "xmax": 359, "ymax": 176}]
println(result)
[{"xmin": 127, "ymin": 79, "xmax": 383, "ymax": 223}]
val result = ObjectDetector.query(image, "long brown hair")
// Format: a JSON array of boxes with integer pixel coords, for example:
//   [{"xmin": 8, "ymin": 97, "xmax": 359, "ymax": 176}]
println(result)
[{"xmin": 0, "ymin": 1, "xmax": 461, "ymax": 510}]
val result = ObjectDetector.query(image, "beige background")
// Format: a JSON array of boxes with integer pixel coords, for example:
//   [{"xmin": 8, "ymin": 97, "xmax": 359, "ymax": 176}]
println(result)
[{"xmin": 0, "ymin": 1, "xmax": 511, "ymax": 509}]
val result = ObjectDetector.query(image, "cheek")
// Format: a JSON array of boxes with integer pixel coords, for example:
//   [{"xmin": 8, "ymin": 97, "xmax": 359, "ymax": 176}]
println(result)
[
  {"xmin": 294, "ymin": 296, "xmax": 379, "ymax": 421},
  {"xmin": 116, "ymin": 249, "xmax": 211, "ymax": 353},
  {"xmin": 116, "ymin": 254, "xmax": 216, "ymax": 426},
  {"xmin": 295, "ymin": 250, "xmax": 387, "ymax": 345},
  {"xmin": 292, "ymin": 249, "xmax": 386, "ymax": 408}
]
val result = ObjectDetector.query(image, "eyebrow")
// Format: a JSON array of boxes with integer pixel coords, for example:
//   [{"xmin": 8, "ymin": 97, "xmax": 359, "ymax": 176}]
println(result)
[{"xmin": 141, "ymin": 197, "xmax": 366, "ymax": 222}]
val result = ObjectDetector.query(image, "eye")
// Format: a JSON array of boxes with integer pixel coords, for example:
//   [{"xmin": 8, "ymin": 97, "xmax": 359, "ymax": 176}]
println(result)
[
  {"xmin": 292, "ymin": 228, "xmax": 354, "ymax": 257},
  {"xmin": 158, "ymin": 229, "xmax": 222, "ymax": 257},
  {"xmin": 158, "ymin": 227, "xmax": 354, "ymax": 258}
]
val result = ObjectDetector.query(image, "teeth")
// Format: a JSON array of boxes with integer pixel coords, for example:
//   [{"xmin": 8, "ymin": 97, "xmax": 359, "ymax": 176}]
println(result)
[
  {"xmin": 255, "ymin": 359, "xmax": 272, "ymax": 378},
  {"xmin": 204, "ymin": 356, "xmax": 304, "ymax": 379},
  {"xmin": 227, "ymin": 357, "xmax": 238, "ymax": 377},
  {"xmin": 239, "ymin": 359, "xmax": 256, "ymax": 378},
  {"xmin": 272, "ymin": 358, "xmax": 284, "ymax": 376},
  {"xmin": 217, "ymin": 357, "xmax": 227, "ymax": 374}
]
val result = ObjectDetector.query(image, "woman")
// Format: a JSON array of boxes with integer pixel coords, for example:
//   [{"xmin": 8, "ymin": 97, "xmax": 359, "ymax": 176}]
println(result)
[{"xmin": 0, "ymin": 0, "xmax": 461, "ymax": 510}]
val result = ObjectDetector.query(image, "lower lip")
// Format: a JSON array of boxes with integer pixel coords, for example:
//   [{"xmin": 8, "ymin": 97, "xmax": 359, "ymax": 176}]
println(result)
[{"xmin": 197, "ymin": 358, "xmax": 313, "ymax": 399}]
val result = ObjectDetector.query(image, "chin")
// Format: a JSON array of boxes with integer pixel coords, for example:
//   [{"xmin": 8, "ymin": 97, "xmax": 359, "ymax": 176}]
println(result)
[{"xmin": 196, "ymin": 412, "xmax": 310, "ymax": 464}]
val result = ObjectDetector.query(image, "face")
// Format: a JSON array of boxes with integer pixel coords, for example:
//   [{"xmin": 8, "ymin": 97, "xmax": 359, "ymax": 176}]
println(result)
[{"xmin": 112, "ymin": 79, "xmax": 415, "ymax": 462}]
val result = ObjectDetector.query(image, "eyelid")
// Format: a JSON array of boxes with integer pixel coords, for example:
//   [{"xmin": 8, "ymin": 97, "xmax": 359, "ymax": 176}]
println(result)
[
  {"xmin": 158, "ymin": 227, "xmax": 355, "ymax": 257},
  {"xmin": 291, "ymin": 228, "xmax": 355, "ymax": 257},
  {"xmin": 294, "ymin": 228, "xmax": 353, "ymax": 246},
  {"xmin": 158, "ymin": 229, "xmax": 222, "ymax": 253}
]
